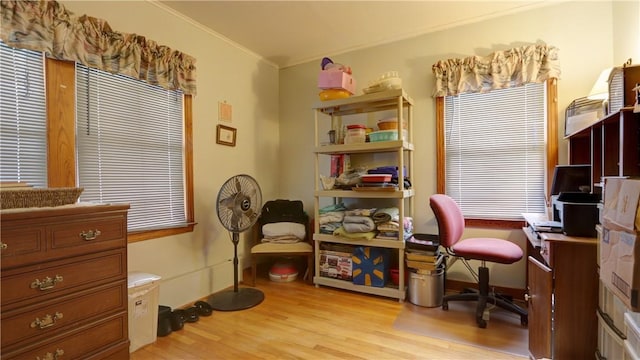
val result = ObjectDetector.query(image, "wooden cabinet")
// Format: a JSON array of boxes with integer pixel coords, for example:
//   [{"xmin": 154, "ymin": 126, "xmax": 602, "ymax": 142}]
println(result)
[
  {"xmin": 312, "ymin": 89, "xmax": 414, "ymax": 301},
  {"xmin": 523, "ymin": 215, "xmax": 598, "ymax": 360},
  {"xmin": 568, "ymin": 107, "xmax": 640, "ymax": 191},
  {"xmin": 1, "ymin": 204, "xmax": 130, "ymax": 360}
]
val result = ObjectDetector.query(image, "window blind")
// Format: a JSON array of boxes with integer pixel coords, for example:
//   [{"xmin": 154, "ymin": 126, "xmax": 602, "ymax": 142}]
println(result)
[
  {"xmin": 0, "ymin": 42, "xmax": 47, "ymax": 187},
  {"xmin": 444, "ymin": 83, "xmax": 547, "ymax": 220},
  {"xmin": 76, "ymin": 64, "xmax": 186, "ymax": 231}
]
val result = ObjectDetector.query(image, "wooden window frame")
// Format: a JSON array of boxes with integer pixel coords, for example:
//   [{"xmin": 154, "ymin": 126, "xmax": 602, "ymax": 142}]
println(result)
[
  {"xmin": 435, "ymin": 79, "xmax": 558, "ymax": 229},
  {"xmin": 45, "ymin": 58, "xmax": 195, "ymax": 242}
]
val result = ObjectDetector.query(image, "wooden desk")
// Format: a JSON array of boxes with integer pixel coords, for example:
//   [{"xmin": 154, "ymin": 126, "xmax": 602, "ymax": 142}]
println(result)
[{"xmin": 522, "ymin": 213, "xmax": 598, "ymax": 360}]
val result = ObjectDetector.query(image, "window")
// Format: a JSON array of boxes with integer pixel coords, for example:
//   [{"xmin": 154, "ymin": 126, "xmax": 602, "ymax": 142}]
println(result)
[
  {"xmin": 0, "ymin": 41, "xmax": 194, "ymax": 241},
  {"xmin": 76, "ymin": 64, "xmax": 187, "ymax": 232},
  {"xmin": 0, "ymin": 42, "xmax": 47, "ymax": 187},
  {"xmin": 438, "ymin": 81, "xmax": 557, "ymax": 221}
]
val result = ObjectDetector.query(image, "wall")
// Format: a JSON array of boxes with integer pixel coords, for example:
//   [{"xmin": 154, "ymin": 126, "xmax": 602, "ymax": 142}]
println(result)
[
  {"xmin": 61, "ymin": 1, "xmax": 280, "ymax": 308},
  {"xmin": 279, "ymin": 1, "xmax": 636, "ymax": 289},
  {"xmin": 57, "ymin": 1, "xmax": 638, "ymax": 306}
]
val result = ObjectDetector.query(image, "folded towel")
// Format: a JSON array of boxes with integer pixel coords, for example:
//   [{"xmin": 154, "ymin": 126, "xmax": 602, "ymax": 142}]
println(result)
[
  {"xmin": 377, "ymin": 221, "xmax": 399, "ymax": 232},
  {"xmin": 333, "ymin": 226, "xmax": 376, "ymax": 240},
  {"xmin": 375, "ymin": 207, "xmax": 399, "ymax": 222},
  {"xmin": 319, "ymin": 203, "xmax": 348, "ymax": 214},
  {"xmin": 319, "ymin": 211, "xmax": 345, "ymax": 224},
  {"xmin": 343, "ymin": 215, "xmax": 376, "ymax": 233},
  {"xmin": 345, "ymin": 208, "xmax": 376, "ymax": 217},
  {"xmin": 320, "ymin": 222, "xmax": 342, "ymax": 234},
  {"xmin": 372, "ymin": 211, "xmax": 391, "ymax": 224},
  {"xmin": 261, "ymin": 235, "xmax": 300, "ymax": 244},
  {"xmin": 262, "ymin": 222, "xmax": 306, "ymax": 240}
]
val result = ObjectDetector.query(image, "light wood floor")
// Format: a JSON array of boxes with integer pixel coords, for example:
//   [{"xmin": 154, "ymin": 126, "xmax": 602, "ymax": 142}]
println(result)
[{"xmin": 131, "ymin": 271, "xmax": 526, "ymax": 360}]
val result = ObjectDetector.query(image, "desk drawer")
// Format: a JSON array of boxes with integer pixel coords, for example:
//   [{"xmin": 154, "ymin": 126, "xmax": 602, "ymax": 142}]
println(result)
[
  {"xmin": 1, "ymin": 249, "xmax": 126, "ymax": 309},
  {"xmin": 1, "ymin": 280, "xmax": 127, "ymax": 349}
]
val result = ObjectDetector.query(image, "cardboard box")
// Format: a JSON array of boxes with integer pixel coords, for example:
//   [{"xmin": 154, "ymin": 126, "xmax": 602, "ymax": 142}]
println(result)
[
  {"xmin": 600, "ymin": 228, "xmax": 639, "ymax": 310},
  {"xmin": 600, "ymin": 178, "xmax": 640, "ymax": 311},
  {"xmin": 318, "ymin": 71, "xmax": 356, "ymax": 94},
  {"xmin": 319, "ymin": 249, "xmax": 353, "ymax": 281},
  {"xmin": 352, "ymin": 247, "xmax": 389, "ymax": 287}
]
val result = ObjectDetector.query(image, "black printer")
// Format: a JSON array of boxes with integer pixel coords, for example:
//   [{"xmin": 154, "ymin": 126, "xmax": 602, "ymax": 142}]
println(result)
[{"xmin": 551, "ymin": 192, "xmax": 601, "ymax": 237}]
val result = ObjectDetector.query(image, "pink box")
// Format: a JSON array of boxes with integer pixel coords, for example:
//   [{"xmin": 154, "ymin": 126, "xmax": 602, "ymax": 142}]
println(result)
[{"xmin": 318, "ymin": 71, "xmax": 356, "ymax": 94}]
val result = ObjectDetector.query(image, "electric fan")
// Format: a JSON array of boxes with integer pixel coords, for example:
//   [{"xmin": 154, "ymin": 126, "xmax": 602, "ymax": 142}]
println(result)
[{"xmin": 207, "ymin": 174, "xmax": 264, "ymax": 311}]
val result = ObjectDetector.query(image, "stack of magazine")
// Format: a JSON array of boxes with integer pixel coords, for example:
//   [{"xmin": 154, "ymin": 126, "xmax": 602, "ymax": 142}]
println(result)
[{"xmin": 405, "ymin": 234, "xmax": 444, "ymax": 273}]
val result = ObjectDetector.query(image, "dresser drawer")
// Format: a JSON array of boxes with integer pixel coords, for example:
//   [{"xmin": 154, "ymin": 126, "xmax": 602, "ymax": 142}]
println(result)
[
  {"xmin": 1, "ymin": 211, "xmax": 127, "ymax": 270},
  {"xmin": 0, "ymin": 226, "xmax": 45, "ymax": 261},
  {"xmin": 1, "ymin": 280, "xmax": 127, "ymax": 350},
  {"xmin": 1, "ymin": 249, "xmax": 126, "ymax": 309},
  {"xmin": 1, "ymin": 311, "xmax": 128, "ymax": 360},
  {"xmin": 49, "ymin": 213, "xmax": 127, "ymax": 252}
]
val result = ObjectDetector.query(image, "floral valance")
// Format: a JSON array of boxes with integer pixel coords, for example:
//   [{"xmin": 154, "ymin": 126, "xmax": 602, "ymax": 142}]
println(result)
[
  {"xmin": 0, "ymin": 0, "xmax": 197, "ymax": 95},
  {"xmin": 431, "ymin": 44, "xmax": 560, "ymax": 97}
]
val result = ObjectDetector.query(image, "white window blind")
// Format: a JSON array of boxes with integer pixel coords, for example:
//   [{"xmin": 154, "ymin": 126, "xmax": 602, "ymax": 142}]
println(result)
[
  {"xmin": 76, "ymin": 64, "xmax": 186, "ymax": 232},
  {"xmin": 0, "ymin": 41, "xmax": 47, "ymax": 187},
  {"xmin": 444, "ymin": 82, "xmax": 547, "ymax": 220}
]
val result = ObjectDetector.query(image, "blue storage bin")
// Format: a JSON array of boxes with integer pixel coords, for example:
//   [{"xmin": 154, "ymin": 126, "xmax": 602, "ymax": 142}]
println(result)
[{"xmin": 352, "ymin": 247, "xmax": 389, "ymax": 287}]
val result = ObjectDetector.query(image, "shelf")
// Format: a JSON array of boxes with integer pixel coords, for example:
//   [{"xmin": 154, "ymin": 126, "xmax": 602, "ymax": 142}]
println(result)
[
  {"xmin": 313, "ymin": 276, "xmax": 406, "ymax": 300},
  {"xmin": 314, "ymin": 233, "xmax": 406, "ymax": 249},
  {"xmin": 313, "ymin": 89, "xmax": 413, "ymax": 116},
  {"xmin": 315, "ymin": 188, "xmax": 414, "ymax": 199},
  {"xmin": 564, "ymin": 107, "xmax": 634, "ymax": 139},
  {"xmin": 315, "ymin": 140, "xmax": 413, "ymax": 154},
  {"xmin": 312, "ymin": 88, "xmax": 414, "ymax": 303}
]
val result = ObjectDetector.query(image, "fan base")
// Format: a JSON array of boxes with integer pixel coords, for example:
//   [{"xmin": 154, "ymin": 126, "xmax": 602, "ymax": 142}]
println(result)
[{"xmin": 207, "ymin": 287, "xmax": 264, "ymax": 311}]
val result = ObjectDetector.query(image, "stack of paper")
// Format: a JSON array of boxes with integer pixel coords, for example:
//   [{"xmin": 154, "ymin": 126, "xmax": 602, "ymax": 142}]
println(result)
[{"xmin": 405, "ymin": 249, "xmax": 444, "ymax": 272}]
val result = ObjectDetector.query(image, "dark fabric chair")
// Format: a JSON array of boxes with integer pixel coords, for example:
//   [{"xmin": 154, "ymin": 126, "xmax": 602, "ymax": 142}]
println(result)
[
  {"xmin": 429, "ymin": 194, "xmax": 528, "ymax": 328},
  {"xmin": 250, "ymin": 200, "xmax": 313, "ymax": 286}
]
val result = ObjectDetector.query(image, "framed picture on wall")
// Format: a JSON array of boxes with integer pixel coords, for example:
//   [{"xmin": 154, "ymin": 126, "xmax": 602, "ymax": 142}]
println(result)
[{"xmin": 216, "ymin": 124, "xmax": 236, "ymax": 147}]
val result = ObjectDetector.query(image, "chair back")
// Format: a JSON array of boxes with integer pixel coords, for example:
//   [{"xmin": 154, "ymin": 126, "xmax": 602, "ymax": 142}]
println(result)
[{"xmin": 429, "ymin": 194, "xmax": 465, "ymax": 248}]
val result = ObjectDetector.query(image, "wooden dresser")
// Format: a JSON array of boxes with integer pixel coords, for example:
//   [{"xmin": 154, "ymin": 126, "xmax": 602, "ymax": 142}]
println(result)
[{"xmin": 1, "ymin": 204, "xmax": 130, "ymax": 360}]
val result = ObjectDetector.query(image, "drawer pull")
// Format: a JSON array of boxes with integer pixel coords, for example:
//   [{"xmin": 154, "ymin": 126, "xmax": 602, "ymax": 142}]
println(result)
[
  {"xmin": 31, "ymin": 275, "xmax": 63, "ymax": 290},
  {"xmin": 0, "ymin": 242, "xmax": 7, "ymax": 250},
  {"xmin": 80, "ymin": 229, "xmax": 101, "ymax": 241},
  {"xmin": 36, "ymin": 348, "xmax": 64, "ymax": 360},
  {"xmin": 31, "ymin": 312, "xmax": 63, "ymax": 329}
]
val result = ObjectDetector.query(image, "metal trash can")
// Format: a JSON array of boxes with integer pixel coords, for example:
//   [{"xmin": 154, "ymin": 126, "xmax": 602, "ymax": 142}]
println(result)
[
  {"xmin": 128, "ymin": 272, "xmax": 162, "ymax": 353},
  {"xmin": 408, "ymin": 267, "xmax": 444, "ymax": 307}
]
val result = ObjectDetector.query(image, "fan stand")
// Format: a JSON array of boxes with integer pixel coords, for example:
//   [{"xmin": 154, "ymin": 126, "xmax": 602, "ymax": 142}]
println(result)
[{"xmin": 207, "ymin": 232, "xmax": 264, "ymax": 311}]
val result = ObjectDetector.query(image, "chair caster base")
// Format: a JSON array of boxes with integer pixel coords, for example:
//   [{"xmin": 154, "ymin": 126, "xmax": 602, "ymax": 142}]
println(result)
[{"xmin": 476, "ymin": 317, "xmax": 487, "ymax": 328}]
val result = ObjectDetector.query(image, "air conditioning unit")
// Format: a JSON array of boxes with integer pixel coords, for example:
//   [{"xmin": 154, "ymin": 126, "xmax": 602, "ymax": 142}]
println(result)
[
  {"xmin": 608, "ymin": 62, "xmax": 640, "ymax": 115},
  {"xmin": 565, "ymin": 97, "xmax": 606, "ymax": 137}
]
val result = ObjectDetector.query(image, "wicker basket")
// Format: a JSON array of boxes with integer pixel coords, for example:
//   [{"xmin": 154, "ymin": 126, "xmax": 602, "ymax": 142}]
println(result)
[{"xmin": 0, "ymin": 187, "xmax": 84, "ymax": 209}]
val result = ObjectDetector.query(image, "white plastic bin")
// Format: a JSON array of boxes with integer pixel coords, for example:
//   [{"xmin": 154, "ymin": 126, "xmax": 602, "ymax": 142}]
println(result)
[{"xmin": 128, "ymin": 272, "xmax": 162, "ymax": 353}]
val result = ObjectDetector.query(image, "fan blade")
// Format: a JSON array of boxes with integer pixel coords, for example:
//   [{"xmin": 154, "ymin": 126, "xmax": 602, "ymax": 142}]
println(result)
[
  {"xmin": 245, "ymin": 208, "xmax": 258, "ymax": 223},
  {"xmin": 246, "ymin": 186, "xmax": 256, "ymax": 199},
  {"xmin": 230, "ymin": 212, "xmax": 240, "ymax": 231},
  {"xmin": 235, "ymin": 177, "xmax": 242, "ymax": 193},
  {"xmin": 219, "ymin": 193, "xmax": 237, "ymax": 209}
]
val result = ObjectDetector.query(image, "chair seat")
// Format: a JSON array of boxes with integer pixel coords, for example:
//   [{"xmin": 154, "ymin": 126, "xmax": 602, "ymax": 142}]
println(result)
[
  {"xmin": 251, "ymin": 241, "xmax": 313, "ymax": 254},
  {"xmin": 452, "ymin": 238, "xmax": 523, "ymax": 264}
]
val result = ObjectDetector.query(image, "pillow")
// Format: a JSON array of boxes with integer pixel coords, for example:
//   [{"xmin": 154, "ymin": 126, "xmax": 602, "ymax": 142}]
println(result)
[{"xmin": 262, "ymin": 222, "xmax": 306, "ymax": 240}]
